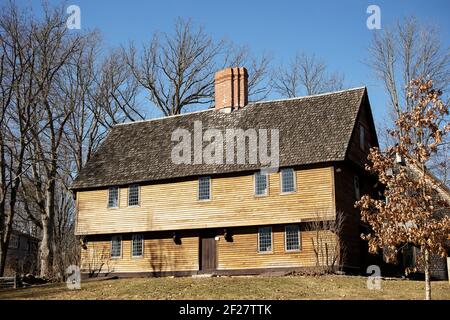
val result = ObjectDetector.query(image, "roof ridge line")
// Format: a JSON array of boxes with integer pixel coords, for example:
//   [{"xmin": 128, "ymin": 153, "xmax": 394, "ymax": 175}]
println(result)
[
  {"xmin": 249, "ymin": 86, "xmax": 366, "ymax": 105},
  {"xmin": 114, "ymin": 108, "xmax": 215, "ymax": 126},
  {"xmin": 114, "ymin": 86, "xmax": 367, "ymax": 127}
]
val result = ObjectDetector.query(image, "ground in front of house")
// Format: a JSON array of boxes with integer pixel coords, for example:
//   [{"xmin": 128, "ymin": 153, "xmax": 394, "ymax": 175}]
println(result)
[{"xmin": 0, "ymin": 275, "xmax": 449, "ymax": 300}]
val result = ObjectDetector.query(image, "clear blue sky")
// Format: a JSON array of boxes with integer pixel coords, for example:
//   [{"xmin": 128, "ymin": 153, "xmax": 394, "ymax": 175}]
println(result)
[{"xmin": 15, "ymin": 0, "xmax": 450, "ymax": 130}]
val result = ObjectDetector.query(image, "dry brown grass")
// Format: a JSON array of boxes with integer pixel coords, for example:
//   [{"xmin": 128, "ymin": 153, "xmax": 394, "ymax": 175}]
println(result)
[{"xmin": 0, "ymin": 275, "xmax": 449, "ymax": 300}]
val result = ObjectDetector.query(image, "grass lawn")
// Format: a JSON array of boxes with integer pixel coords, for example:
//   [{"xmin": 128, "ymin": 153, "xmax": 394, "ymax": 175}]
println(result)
[{"xmin": 0, "ymin": 275, "xmax": 449, "ymax": 300}]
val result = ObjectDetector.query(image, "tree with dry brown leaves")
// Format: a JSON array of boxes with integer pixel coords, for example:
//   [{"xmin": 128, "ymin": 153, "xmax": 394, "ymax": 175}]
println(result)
[{"xmin": 356, "ymin": 79, "xmax": 450, "ymax": 300}]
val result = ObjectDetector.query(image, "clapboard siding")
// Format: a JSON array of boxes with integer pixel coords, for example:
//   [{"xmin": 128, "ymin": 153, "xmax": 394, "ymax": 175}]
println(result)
[
  {"xmin": 80, "ymin": 232, "xmax": 199, "ymax": 273},
  {"xmin": 217, "ymin": 226, "xmax": 337, "ymax": 270},
  {"xmin": 76, "ymin": 166, "xmax": 335, "ymax": 235},
  {"xmin": 80, "ymin": 226, "xmax": 338, "ymax": 273}
]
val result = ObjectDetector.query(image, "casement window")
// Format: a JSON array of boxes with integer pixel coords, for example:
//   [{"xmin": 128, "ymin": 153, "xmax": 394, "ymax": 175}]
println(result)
[
  {"xmin": 110, "ymin": 235, "xmax": 122, "ymax": 258},
  {"xmin": 280, "ymin": 168, "xmax": 295, "ymax": 193},
  {"xmin": 359, "ymin": 124, "xmax": 365, "ymax": 150},
  {"xmin": 132, "ymin": 234, "xmax": 144, "ymax": 257},
  {"xmin": 9, "ymin": 235, "xmax": 19, "ymax": 249},
  {"xmin": 254, "ymin": 171, "xmax": 268, "ymax": 196},
  {"xmin": 285, "ymin": 225, "xmax": 301, "ymax": 251},
  {"xmin": 128, "ymin": 184, "xmax": 140, "ymax": 206},
  {"xmin": 354, "ymin": 176, "xmax": 360, "ymax": 200},
  {"xmin": 198, "ymin": 176, "xmax": 211, "ymax": 200},
  {"xmin": 258, "ymin": 227, "xmax": 272, "ymax": 253},
  {"xmin": 108, "ymin": 187, "xmax": 119, "ymax": 208}
]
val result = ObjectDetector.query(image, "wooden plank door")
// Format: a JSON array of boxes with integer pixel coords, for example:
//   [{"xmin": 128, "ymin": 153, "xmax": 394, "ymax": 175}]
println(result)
[{"xmin": 200, "ymin": 232, "xmax": 216, "ymax": 272}]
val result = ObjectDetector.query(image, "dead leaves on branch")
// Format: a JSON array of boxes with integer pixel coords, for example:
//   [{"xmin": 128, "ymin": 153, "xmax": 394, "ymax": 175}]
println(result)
[{"xmin": 356, "ymin": 78, "xmax": 450, "ymax": 262}]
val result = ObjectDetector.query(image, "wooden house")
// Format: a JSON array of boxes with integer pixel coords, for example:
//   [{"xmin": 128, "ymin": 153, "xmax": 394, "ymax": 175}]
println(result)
[
  {"xmin": 71, "ymin": 67, "xmax": 379, "ymax": 276},
  {"xmin": 4, "ymin": 230, "xmax": 40, "ymax": 276}
]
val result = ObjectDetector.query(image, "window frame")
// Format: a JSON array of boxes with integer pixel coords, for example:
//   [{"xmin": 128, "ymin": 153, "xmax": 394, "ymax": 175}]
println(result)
[
  {"xmin": 198, "ymin": 176, "xmax": 211, "ymax": 201},
  {"xmin": 354, "ymin": 175, "xmax": 360, "ymax": 200},
  {"xmin": 359, "ymin": 124, "xmax": 365, "ymax": 150},
  {"xmin": 284, "ymin": 224, "xmax": 301, "ymax": 252},
  {"xmin": 107, "ymin": 186, "xmax": 119, "ymax": 209},
  {"xmin": 128, "ymin": 184, "xmax": 140, "ymax": 207},
  {"xmin": 131, "ymin": 234, "xmax": 144, "ymax": 258},
  {"xmin": 254, "ymin": 171, "xmax": 269, "ymax": 197},
  {"xmin": 280, "ymin": 168, "xmax": 296, "ymax": 194},
  {"xmin": 9, "ymin": 235, "xmax": 19, "ymax": 249},
  {"xmin": 257, "ymin": 226, "xmax": 273, "ymax": 254},
  {"xmin": 110, "ymin": 235, "xmax": 122, "ymax": 258}
]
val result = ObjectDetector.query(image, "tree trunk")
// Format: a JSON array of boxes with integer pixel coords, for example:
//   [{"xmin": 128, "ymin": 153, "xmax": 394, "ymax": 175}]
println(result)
[
  {"xmin": 0, "ymin": 242, "xmax": 7, "ymax": 276},
  {"xmin": 424, "ymin": 248, "xmax": 431, "ymax": 300},
  {"xmin": 0, "ymin": 194, "xmax": 18, "ymax": 276},
  {"xmin": 40, "ymin": 180, "xmax": 55, "ymax": 278}
]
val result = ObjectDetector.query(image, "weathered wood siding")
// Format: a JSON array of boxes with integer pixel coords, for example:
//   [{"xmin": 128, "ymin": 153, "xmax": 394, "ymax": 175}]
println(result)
[
  {"xmin": 334, "ymin": 96, "xmax": 379, "ymax": 270},
  {"xmin": 217, "ymin": 226, "xmax": 338, "ymax": 270},
  {"xmin": 347, "ymin": 97, "xmax": 378, "ymax": 170},
  {"xmin": 80, "ymin": 226, "xmax": 338, "ymax": 274},
  {"xmin": 80, "ymin": 232, "xmax": 199, "ymax": 273},
  {"xmin": 76, "ymin": 166, "xmax": 335, "ymax": 235}
]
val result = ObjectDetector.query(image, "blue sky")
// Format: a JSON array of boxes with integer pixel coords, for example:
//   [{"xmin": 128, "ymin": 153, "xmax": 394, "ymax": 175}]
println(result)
[{"xmin": 14, "ymin": 0, "xmax": 450, "ymax": 130}]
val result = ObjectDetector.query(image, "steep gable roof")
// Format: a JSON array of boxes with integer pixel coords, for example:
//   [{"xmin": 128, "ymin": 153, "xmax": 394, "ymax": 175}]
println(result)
[{"xmin": 71, "ymin": 87, "xmax": 368, "ymax": 190}]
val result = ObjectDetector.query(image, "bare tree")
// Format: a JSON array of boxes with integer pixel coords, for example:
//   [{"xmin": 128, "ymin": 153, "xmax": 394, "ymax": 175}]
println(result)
[
  {"xmin": 223, "ymin": 44, "xmax": 272, "ymax": 102},
  {"xmin": 0, "ymin": 2, "xmax": 151, "ymax": 279},
  {"xmin": 21, "ymin": 5, "xmax": 90, "ymax": 278},
  {"xmin": 91, "ymin": 49, "xmax": 145, "ymax": 127},
  {"xmin": 368, "ymin": 17, "xmax": 450, "ymax": 183},
  {"xmin": 125, "ymin": 18, "xmax": 221, "ymax": 116},
  {"xmin": 305, "ymin": 211, "xmax": 346, "ymax": 273},
  {"xmin": 0, "ymin": 3, "xmax": 38, "ymax": 276},
  {"xmin": 85, "ymin": 243, "xmax": 110, "ymax": 278},
  {"xmin": 61, "ymin": 34, "xmax": 102, "ymax": 174},
  {"xmin": 273, "ymin": 52, "xmax": 345, "ymax": 98},
  {"xmin": 126, "ymin": 18, "xmax": 271, "ymax": 115}
]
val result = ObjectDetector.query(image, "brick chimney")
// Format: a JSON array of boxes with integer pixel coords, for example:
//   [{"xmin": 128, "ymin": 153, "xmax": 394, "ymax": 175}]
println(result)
[{"xmin": 214, "ymin": 67, "xmax": 248, "ymax": 112}]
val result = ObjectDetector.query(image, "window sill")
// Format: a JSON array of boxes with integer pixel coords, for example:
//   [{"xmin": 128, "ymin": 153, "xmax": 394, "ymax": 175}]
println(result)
[
  {"xmin": 131, "ymin": 255, "xmax": 143, "ymax": 259},
  {"xmin": 197, "ymin": 199, "xmax": 212, "ymax": 202},
  {"xmin": 257, "ymin": 251, "xmax": 273, "ymax": 255},
  {"xmin": 127, "ymin": 205, "xmax": 140, "ymax": 208},
  {"xmin": 254, "ymin": 193, "xmax": 269, "ymax": 198},
  {"xmin": 280, "ymin": 191, "xmax": 296, "ymax": 195},
  {"xmin": 107, "ymin": 206, "xmax": 119, "ymax": 210},
  {"xmin": 285, "ymin": 249, "xmax": 301, "ymax": 253},
  {"xmin": 110, "ymin": 256, "xmax": 121, "ymax": 259}
]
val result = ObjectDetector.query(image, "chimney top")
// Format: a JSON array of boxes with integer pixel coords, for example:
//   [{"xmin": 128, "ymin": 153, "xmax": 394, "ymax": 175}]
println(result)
[{"xmin": 214, "ymin": 67, "xmax": 248, "ymax": 112}]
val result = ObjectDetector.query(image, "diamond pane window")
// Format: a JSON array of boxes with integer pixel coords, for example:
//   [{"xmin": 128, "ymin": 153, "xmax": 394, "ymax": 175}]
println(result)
[
  {"xmin": 285, "ymin": 225, "xmax": 300, "ymax": 251},
  {"xmin": 281, "ymin": 168, "xmax": 295, "ymax": 193},
  {"xmin": 128, "ymin": 185, "xmax": 139, "ymax": 206},
  {"xmin": 198, "ymin": 177, "xmax": 211, "ymax": 200},
  {"xmin": 108, "ymin": 187, "xmax": 119, "ymax": 208},
  {"xmin": 111, "ymin": 235, "xmax": 122, "ymax": 257},
  {"xmin": 258, "ymin": 227, "xmax": 272, "ymax": 252},
  {"xmin": 255, "ymin": 172, "xmax": 268, "ymax": 196},
  {"xmin": 132, "ymin": 234, "xmax": 143, "ymax": 257}
]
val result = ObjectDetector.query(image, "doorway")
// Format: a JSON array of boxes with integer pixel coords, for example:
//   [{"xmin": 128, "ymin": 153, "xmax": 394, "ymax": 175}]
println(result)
[{"xmin": 199, "ymin": 231, "xmax": 217, "ymax": 272}]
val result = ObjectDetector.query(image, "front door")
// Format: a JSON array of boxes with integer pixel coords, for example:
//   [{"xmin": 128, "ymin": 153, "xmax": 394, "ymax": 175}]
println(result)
[{"xmin": 200, "ymin": 232, "xmax": 217, "ymax": 272}]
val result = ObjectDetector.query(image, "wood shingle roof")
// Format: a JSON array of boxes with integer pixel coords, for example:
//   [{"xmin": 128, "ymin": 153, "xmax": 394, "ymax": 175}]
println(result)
[{"xmin": 71, "ymin": 87, "xmax": 367, "ymax": 190}]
